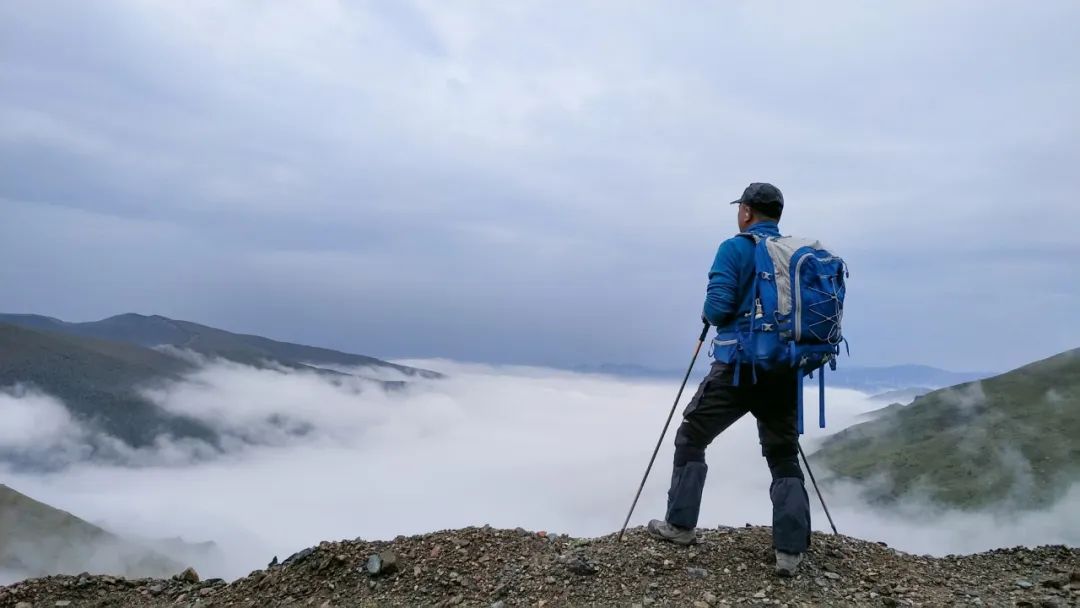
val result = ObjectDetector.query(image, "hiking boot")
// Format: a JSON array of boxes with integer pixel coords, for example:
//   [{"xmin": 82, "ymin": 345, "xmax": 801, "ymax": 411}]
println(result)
[
  {"xmin": 646, "ymin": 519, "xmax": 696, "ymax": 545},
  {"xmin": 775, "ymin": 550, "xmax": 803, "ymax": 577}
]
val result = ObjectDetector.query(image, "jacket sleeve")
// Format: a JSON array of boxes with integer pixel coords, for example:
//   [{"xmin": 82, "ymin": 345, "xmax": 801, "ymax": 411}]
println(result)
[{"xmin": 702, "ymin": 238, "xmax": 743, "ymax": 327}]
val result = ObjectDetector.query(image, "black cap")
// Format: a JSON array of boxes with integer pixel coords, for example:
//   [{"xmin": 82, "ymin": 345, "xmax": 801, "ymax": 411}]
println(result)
[{"xmin": 730, "ymin": 182, "xmax": 784, "ymax": 218}]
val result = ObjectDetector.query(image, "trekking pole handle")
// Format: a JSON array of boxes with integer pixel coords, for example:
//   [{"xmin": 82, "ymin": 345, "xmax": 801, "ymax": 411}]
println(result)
[{"xmin": 698, "ymin": 319, "xmax": 710, "ymax": 342}]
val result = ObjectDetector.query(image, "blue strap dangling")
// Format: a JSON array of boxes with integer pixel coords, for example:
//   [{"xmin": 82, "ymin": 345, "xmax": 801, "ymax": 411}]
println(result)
[{"xmin": 819, "ymin": 365, "xmax": 826, "ymax": 429}]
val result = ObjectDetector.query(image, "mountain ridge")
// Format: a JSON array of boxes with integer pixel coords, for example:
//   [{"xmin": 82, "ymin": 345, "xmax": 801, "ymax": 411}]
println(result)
[
  {"xmin": 0, "ymin": 314, "xmax": 442, "ymax": 469},
  {"xmin": 0, "ymin": 313, "xmax": 439, "ymax": 379}
]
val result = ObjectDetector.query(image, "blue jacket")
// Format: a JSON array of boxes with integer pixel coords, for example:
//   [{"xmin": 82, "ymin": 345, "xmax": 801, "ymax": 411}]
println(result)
[{"xmin": 703, "ymin": 221, "xmax": 780, "ymax": 332}]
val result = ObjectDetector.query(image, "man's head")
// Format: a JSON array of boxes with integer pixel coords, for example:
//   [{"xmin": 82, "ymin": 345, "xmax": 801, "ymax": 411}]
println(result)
[{"xmin": 730, "ymin": 182, "xmax": 784, "ymax": 232}]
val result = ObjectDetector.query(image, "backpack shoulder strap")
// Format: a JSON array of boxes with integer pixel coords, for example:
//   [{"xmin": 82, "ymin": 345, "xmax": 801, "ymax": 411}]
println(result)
[{"xmin": 737, "ymin": 231, "xmax": 764, "ymax": 244}]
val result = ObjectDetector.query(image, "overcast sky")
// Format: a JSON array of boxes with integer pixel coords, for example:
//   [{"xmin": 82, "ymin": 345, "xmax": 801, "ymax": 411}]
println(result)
[{"xmin": 2, "ymin": 1, "xmax": 1078, "ymax": 372}]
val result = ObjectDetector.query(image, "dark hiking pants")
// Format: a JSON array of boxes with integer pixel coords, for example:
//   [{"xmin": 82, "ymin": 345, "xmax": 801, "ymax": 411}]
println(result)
[{"xmin": 664, "ymin": 360, "xmax": 811, "ymax": 554}]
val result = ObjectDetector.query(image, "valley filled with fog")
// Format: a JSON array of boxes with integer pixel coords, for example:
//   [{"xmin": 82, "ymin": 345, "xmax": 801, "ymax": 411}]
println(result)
[{"xmin": 3, "ymin": 358, "xmax": 1076, "ymax": 583}]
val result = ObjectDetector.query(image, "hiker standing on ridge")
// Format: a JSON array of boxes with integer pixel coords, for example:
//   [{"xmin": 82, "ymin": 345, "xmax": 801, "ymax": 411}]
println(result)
[{"xmin": 647, "ymin": 183, "xmax": 811, "ymax": 577}]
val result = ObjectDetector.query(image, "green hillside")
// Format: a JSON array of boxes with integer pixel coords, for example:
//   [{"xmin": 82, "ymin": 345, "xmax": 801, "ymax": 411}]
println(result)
[
  {"xmin": 813, "ymin": 348, "xmax": 1080, "ymax": 510},
  {"xmin": 0, "ymin": 313, "xmax": 439, "ymax": 378},
  {"xmin": 0, "ymin": 324, "xmax": 215, "ymax": 450}
]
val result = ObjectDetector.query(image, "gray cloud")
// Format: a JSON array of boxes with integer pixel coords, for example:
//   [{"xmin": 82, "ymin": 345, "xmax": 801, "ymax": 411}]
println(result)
[{"xmin": 1, "ymin": 1, "xmax": 1078, "ymax": 370}]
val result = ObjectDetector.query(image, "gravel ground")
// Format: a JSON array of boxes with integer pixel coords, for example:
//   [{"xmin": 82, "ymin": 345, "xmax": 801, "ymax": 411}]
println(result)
[{"xmin": 2, "ymin": 525, "xmax": 1077, "ymax": 607}]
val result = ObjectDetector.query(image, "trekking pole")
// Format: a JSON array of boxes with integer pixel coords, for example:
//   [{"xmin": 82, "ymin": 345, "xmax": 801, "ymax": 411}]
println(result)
[
  {"xmin": 617, "ymin": 321, "xmax": 710, "ymax": 542},
  {"xmin": 797, "ymin": 442, "xmax": 838, "ymax": 534}
]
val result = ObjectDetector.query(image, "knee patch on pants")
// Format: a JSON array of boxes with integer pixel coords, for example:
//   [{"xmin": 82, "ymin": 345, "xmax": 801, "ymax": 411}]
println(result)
[
  {"xmin": 674, "ymin": 443, "xmax": 706, "ymax": 467},
  {"xmin": 766, "ymin": 454, "xmax": 803, "ymax": 481},
  {"xmin": 673, "ymin": 424, "xmax": 707, "ymax": 466}
]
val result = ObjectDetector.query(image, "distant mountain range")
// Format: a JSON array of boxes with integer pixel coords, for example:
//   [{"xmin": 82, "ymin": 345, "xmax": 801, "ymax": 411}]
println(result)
[
  {"xmin": 0, "ymin": 313, "xmax": 439, "ymax": 467},
  {"xmin": 574, "ymin": 362, "xmax": 990, "ymax": 393},
  {"xmin": 868, "ymin": 387, "xmax": 934, "ymax": 403},
  {"xmin": 813, "ymin": 347, "xmax": 1080, "ymax": 511},
  {"xmin": 823, "ymin": 365, "xmax": 991, "ymax": 393}
]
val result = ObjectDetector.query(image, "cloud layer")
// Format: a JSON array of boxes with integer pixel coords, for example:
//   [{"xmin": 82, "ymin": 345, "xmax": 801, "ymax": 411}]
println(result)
[{"xmin": 3, "ymin": 359, "xmax": 1076, "ymax": 582}]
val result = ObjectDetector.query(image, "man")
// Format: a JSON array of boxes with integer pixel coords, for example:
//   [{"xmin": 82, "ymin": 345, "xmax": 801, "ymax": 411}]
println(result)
[{"xmin": 647, "ymin": 182, "xmax": 811, "ymax": 578}]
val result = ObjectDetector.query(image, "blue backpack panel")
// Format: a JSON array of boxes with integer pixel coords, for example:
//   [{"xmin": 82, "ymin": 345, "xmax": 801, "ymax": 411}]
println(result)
[{"xmin": 710, "ymin": 233, "xmax": 849, "ymax": 433}]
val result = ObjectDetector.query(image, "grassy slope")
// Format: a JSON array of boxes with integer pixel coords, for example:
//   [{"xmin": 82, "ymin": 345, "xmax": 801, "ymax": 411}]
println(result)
[
  {"xmin": 813, "ymin": 348, "xmax": 1080, "ymax": 510},
  {"xmin": 0, "ymin": 484, "xmax": 181, "ymax": 579}
]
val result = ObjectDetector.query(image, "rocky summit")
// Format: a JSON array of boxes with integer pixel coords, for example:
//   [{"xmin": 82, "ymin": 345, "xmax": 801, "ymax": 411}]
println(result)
[{"xmin": 1, "ymin": 525, "xmax": 1078, "ymax": 607}]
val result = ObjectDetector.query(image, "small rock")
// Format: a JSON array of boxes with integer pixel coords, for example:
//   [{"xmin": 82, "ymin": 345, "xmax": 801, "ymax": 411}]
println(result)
[
  {"xmin": 545, "ymin": 576, "xmax": 557, "ymax": 584},
  {"xmin": 178, "ymin": 567, "xmax": 200, "ymax": 584},
  {"xmin": 1042, "ymin": 578, "xmax": 1064, "ymax": 589},
  {"xmin": 642, "ymin": 598, "xmax": 657, "ymax": 607},
  {"xmin": 753, "ymin": 590, "xmax": 767, "ymax": 599},
  {"xmin": 882, "ymin": 598, "xmax": 898, "ymax": 607},
  {"xmin": 149, "ymin": 584, "xmax": 165, "ymax": 595},
  {"xmin": 694, "ymin": 602, "xmax": 709, "ymax": 608},
  {"xmin": 199, "ymin": 587, "xmax": 214, "ymax": 597},
  {"xmin": 283, "ymin": 547, "xmax": 315, "ymax": 565},
  {"xmin": 367, "ymin": 550, "xmax": 400, "ymax": 576},
  {"xmin": 562, "ymin": 554, "xmax": 598, "ymax": 576},
  {"xmin": 1039, "ymin": 599, "xmax": 1061, "ymax": 608},
  {"xmin": 448, "ymin": 595, "xmax": 464, "ymax": 606},
  {"xmin": 703, "ymin": 591, "xmax": 718, "ymax": 605},
  {"xmin": 16, "ymin": 603, "xmax": 31, "ymax": 608},
  {"xmin": 56, "ymin": 602, "xmax": 72, "ymax": 607},
  {"xmin": 824, "ymin": 571, "xmax": 841, "ymax": 580},
  {"xmin": 491, "ymin": 602, "xmax": 506, "ymax": 608},
  {"xmin": 687, "ymin": 567, "xmax": 709, "ymax": 579},
  {"xmin": 1017, "ymin": 580, "xmax": 1035, "ymax": 589},
  {"xmin": 1070, "ymin": 571, "xmax": 1080, "ymax": 583}
]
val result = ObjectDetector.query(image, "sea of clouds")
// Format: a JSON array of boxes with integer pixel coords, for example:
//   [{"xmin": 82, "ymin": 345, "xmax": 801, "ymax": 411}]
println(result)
[{"xmin": 1, "ymin": 358, "xmax": 1077, "ymax": 583}]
